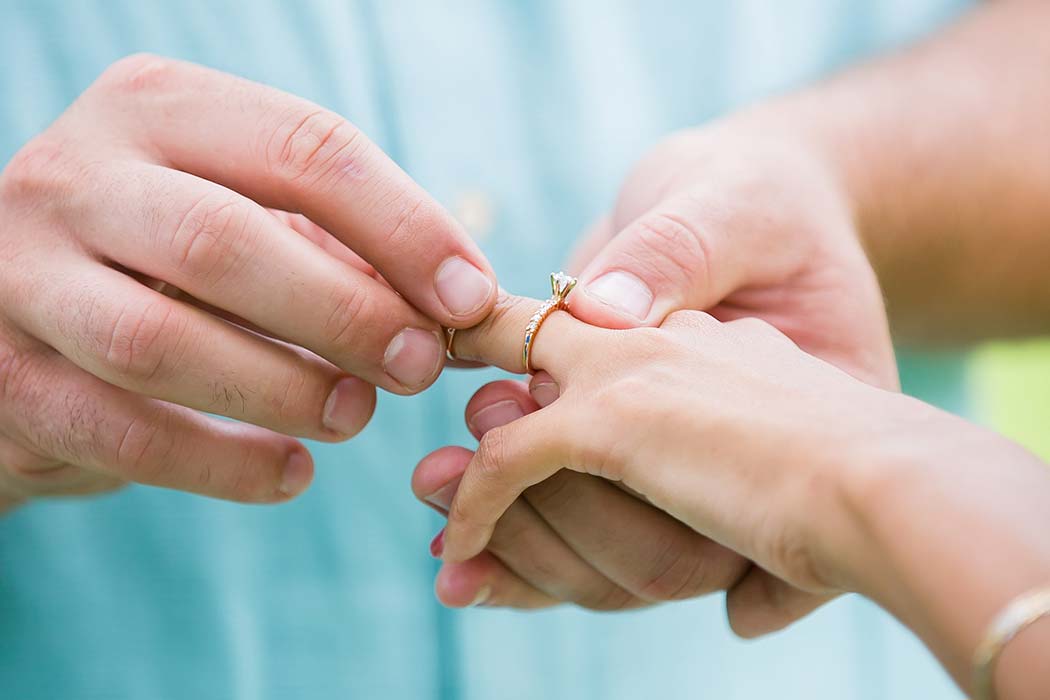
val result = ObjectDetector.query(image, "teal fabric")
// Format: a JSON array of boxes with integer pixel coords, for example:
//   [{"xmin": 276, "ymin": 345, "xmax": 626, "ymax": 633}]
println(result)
[{"xmin": 0, "ymin": 1, "xmax": 973, "ymax": 698}]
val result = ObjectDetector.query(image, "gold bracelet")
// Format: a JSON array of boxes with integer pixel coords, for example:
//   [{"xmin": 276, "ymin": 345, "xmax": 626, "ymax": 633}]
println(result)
[{"xmin": 972, "ymin": 585, "xmax": 1050, "ymax": 700}]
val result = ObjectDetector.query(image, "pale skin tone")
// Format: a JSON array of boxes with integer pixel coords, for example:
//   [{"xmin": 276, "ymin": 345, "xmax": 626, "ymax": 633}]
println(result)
[
  {"xmin": 2, "ymin": 1, "xmax": 1049, "ymax": 692},
  {"xmin": 414, "ymin": 0, "xmax": 1050, "ymax": 635},
  {"xmin": 0, "ymin": 54, "xmax": 500, "ymax": 509},
  {"xmin": 430, "ymin": 294, "xmax": 1050, "ymax": 700}
]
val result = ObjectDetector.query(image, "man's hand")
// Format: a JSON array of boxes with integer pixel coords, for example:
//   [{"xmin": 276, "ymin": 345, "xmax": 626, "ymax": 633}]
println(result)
[
  {"xmin": 0, "ymin": 55, "xmax": 497, "ymax": 509},
  {"xmin": 568, "ymin": 125, "xmax": 895, "ymax": 388}
]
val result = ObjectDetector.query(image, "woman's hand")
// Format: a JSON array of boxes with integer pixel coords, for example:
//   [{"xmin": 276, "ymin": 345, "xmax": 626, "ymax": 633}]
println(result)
[
  {"xmin": 425, "ymin": 293, "xmax": 924, "ymax": 632},
  {"xmin": 0, "ymin": 55, "xmax": 496, "ymax": 510},
  {"xmin": 429, "ymin": 293, "xmax": 1050, "ymax": 697},
  {"xmin": 413, "ymin": 378, "xmax": 748, "ymax": 612},
  {"xmin": 412, "ymin": 119, "xmax": 900, "ymax": 627}
]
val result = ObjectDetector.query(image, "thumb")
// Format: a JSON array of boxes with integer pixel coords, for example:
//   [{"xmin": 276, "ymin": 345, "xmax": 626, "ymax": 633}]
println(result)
[{"xmin": 570, "ymin": 194, "xmax": 747, "ymax": 329}]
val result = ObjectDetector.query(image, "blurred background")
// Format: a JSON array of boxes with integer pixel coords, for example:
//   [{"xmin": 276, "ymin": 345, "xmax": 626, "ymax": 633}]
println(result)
[{"xmin": 3, "ymin": 1, "xmax": 1047, "ymax": 699}]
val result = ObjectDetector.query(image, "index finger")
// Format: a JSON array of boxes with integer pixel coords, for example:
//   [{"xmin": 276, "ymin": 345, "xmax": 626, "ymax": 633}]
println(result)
[
  {"xmin": 447, "ymin": 292, "xmax": 602, "ymax": 378},
  {"xmin": 89, "ymin": 55, "xmax": 497, "ymax": 327}
]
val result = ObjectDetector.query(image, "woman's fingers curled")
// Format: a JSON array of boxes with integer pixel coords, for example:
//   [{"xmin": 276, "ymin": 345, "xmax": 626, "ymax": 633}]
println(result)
[
  {"xmin": 435, "ymin": 552, "xmax": 559, "ymax": 610},
  {"xmin": 441, "ymin": 406, "xmax": 572, "ymax": 562}
]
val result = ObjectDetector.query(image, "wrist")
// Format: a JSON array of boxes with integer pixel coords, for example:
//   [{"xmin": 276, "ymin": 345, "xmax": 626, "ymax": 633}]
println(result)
[{"xmin": 836, "ymin": 398, "xmax": 1050, "ymax": 681}]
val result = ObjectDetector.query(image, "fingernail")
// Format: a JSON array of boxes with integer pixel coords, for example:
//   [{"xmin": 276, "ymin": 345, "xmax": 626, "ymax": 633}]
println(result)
[
  {"xmin": 470, "ymin": 585, "xmax": 492, "ymax": 607},
  {"xmin": 322, "ymin": 377, "xmax": 370, "ymax": 437},
  {"xmin": 435, "ymin": 256, "xmax": 494, "ymax": 318},
  {"xmin": 430, "ymin": 529, "xmax": 445, "ymax": 558},
  {"xmin": 279, "ymin": 449, "xmax": 313, "ymax": 497},
  {"xmin": 530, "ymin": 381, "xmax": 559, "ymax": 407},
  {"xmin": 424, "ymin": 477, "xmax": 461, "ymax": 512},
  {"xmin": 467, "ymin": 399, "xmax": 524, "ymax": 436},
  {"xmin": 585, "ymin": 270, "xmax": 654, "ymax": 320},
  {"xmin": 384, "ymin": 328, "xmax": 443, "ymax": 390}
]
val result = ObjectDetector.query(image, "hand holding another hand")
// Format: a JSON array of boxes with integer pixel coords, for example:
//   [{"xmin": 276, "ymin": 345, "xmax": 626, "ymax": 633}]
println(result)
[
  {"xmin": 415, "ymin": 122, "xmax": 901, "ymax": 632},
  {"xmin": 420, "ymin": 292, "xmax": 962, "ymax": 634}
]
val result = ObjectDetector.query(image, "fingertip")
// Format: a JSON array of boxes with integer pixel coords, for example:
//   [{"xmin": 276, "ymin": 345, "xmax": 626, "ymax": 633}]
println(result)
[
  {"xmin": 434, "ymin": 255, "xmax": 498, "ymax": 325},
  {"xmin": 462, "ymin": 381, "xmax": 536, "ymax": 439},
  {"xmin": 571, "ymin": 269, "xmax": 656, "ymax": 329},
  {"xmin": 435, "ymin": 559, "xmax": 493, "ymax": 608},
  {"xmin": 321, "ymin": 376, "xmax": 376, "ymax": 440},
  {"xmin": 382, "ymin": 327, "xmax": 445, "ymax": 395},
  {"xmin": 528, "ymin": 371, "xmax": 559, "ymax": 407},
  {"xmin": 411, "ymin": 445, "xmax": 472, "ymax": 499},
  {"xmin": 277, "ymin": 444, "xmax": 314, "ymax": 499}
]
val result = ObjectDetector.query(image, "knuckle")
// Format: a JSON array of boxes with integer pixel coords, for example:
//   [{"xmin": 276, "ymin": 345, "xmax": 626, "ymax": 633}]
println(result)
[
  {"xmin": 472, "ymin": 428, "xmax": 510, "ymax": 485},
  {"xmin": 269, "ymin": 363, "xmax": 314, "ymax": 424},
  {"xmin": 660, "ymin": 309, "xmax": 720, "ymax": 336},
  {"xmin": 322, "ymin": 283, "xmax": 374, "ymax": 349},
  {"xmin": 265, "ymin": 108, "xmax": 366, "ymax": 189},
  {"xmin": 47, "ymin": 390, "xmax": 104, "ymax": 462},
  {"xmin": 101, "ymin": 301, "xmax": 188, "ymax": 384},
  {"xmin": 637, "ymin": 543, "xmax": 710, "ymax": 601},
  {"xmin": 95, "ymin": 53, "xmax": 181, "ymax": 96},
  {"xmin": 168, "ymin": 192, "xmax": 255, "ymax": 285},
  {"xmin": 0, "ymin": 137, "xmax": 74, "ymax": 207},
  {"xmin": 382, "ymin": 197, "xmax": 446, "ymax": 250},
  {"xmin": 764, "ymin": 530, "xmax": 825, "ymax": 591},
  {"xmin": 628, "ymin": 210, "xmax": 712, "ymax": 289},
  {"xmin": 113, "ymin": 411, "xmax": 179, "ymax": 482},
  {"xmin": 446, "ymin": 493, "xmax": 485, "ymax": 531}
]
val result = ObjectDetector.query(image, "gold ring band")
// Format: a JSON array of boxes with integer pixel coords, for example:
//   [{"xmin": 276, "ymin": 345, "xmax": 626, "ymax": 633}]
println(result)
[
  {"xmin": 444, "ymin": 327, "xmax": 458, "ymax": 361},
  {"xmin": 523, "ymin": 272, "xmax": 577, "ymax": 373}
]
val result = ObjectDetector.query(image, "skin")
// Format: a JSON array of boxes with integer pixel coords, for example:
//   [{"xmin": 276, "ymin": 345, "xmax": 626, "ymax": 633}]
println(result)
[
  {"xmin": 413, "ymin": 0, "xmax": 1050, "ymax": 634},
  {"xmin": 0, "ymin": 55, "xmax": 497, "ymax": 509},
  {"xmin": 429, "ymin": 293, "xmax": 1050, "ymax": 700}
]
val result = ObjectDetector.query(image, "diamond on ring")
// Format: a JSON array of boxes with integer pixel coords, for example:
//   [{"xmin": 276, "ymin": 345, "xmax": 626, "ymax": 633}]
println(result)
[{"xmin": 522, "ymin": 272, "xmax": 577, "ymax": 372}]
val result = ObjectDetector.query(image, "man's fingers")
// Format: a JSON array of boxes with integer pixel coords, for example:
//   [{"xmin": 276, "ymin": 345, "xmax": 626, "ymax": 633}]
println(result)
[
  {"xmin": 267, "ymin": 209, "xmax": 377, "ymax": 276},
  {"xmin": 572, "ymin": 194, "xmax": 756, "ymax": 328},
  {"xmin": 442, "ymin": 407, "xmax": 571, "ymax": 562},
  {"xmin": 76, "ymin": 163, "xmax": 445, "ymax": 394},
  {"xmin": 449, "ymin": 292, "xmax": 602, "ymax": 378},
  {"xmin": 435, "ymin": 553, "xmax": 559, "ymax": 610},
  {"xmin": 0, "ymin": 350, "xmax": 313, "ymax": 502},
  {"xmin": 526, "ymin": 470, "xmax": 750, "ymax": 603},
  {"xmin": 91, "ymin": 55, "xmax": 496, "ymax": 327},
  {"xmin": 726, "ymin": 566, "xmax": 838, "ymax": 638},
  {"xmin": 0, "ymin": 436, "xmax": 124, "ymax": 498},
  {"xmin": 14, "ymin": 261, "xmax": 376, "ymax": 440}
]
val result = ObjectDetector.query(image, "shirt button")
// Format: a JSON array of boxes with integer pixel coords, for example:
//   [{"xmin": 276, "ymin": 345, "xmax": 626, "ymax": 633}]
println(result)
[{"xmin": 453, "ymin": 188, "xmax": 496, "ymax": 242}]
